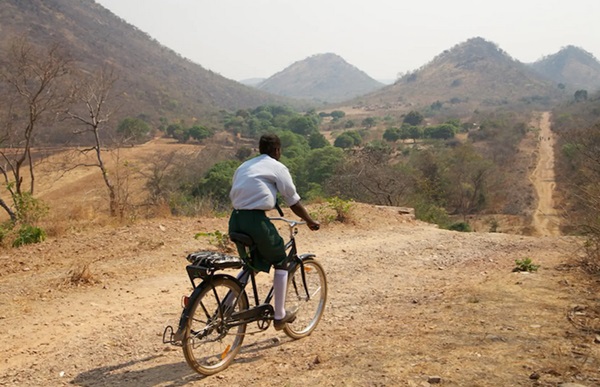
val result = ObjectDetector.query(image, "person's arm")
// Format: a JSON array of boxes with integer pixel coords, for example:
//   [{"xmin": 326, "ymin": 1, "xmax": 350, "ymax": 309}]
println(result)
[{"xmin": 290, "ymin": 201, "xmax": 320, "ymax": 230}]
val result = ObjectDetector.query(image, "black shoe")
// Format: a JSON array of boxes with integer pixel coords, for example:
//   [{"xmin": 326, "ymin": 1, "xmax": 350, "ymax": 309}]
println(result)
[{"xmin": 274, "ymin": 309, "xmax": 297, "ymax": 331}]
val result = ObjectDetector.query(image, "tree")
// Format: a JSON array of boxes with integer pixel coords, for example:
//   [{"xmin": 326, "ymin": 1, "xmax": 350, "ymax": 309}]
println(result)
[
  {"xmin": 424, "ymin": 124, "xmax": 456, "ymax": 140},
  {"xmin": 334, "ymin": 133, "xmax": 356, "ymax": 148},
  {"xmin": 193, "ymin": 160, "xmax": 240, "ymax": 209},
  {"xmin": 328, "ymin": 141, "xmax": 412, "ymax": 206},
  {"xmin": 0, "ymin": 37, "xmax": 72, "ymax": 222},
  {"xmin": 308, "ymin": 132, "xmax": 329, "ymax": 149},
  {"xmin": 346, "ymin": 131, "xmax": 363, "ymax": 146},
  {"xmin": 383, "ymin": 127, "xmax": 401, "ymax": 142},
  {"xmin": 330, "ymin": 110, "xmax": 346, "ymax": 120},
  {"xmin": 288, "ymin": 116, "xmax": 317, "ymax": 136},
  {"xmin": 403, "ymin": 110, "xmax": 424, "ymax": 126},
  {"xmin": 361, "ymin": 117, "xmax": 376, "ymax": 128},
  {"xmin": 305, "ymin": 146, "xmax": 344, "ymax": 185},
  {"xmin": 173, "ymin": 127, "xmax": 191, "ymax": 143},
  {"xmin": 559, "ymin": 123, "xmax": 600, "ymax": 266},
  {"xmin": 444, "ymin": 144, "xmax": 493, "ymax": 219},
  {"xmin": 406, "ymin": 125, "xmax": 424, "ymax": 143},
  {"xmin": 188, "ymin": 125, "xmax": 213, "ymax": 142},
  {"xmin": 166, "ymin": 123, "xmax": 184, "ymax": 137},
  {"xmin": 66, "ymin": 66, "xmax": 123, "ymax": 217},
  {"xmin": 116, "ymin": 117, "xmax": 150, "ymax": 142}
]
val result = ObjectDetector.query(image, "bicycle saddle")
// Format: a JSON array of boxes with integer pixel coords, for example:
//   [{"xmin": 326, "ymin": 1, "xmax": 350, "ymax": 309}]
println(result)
[{"xmin": 229, "ymin": 232, "xmax": 254, "ymax": 247}]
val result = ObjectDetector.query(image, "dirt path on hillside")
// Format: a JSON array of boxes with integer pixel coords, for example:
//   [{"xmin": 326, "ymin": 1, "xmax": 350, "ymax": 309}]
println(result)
[
  {"xmin": 530, "ymin": 112, "xmax": 561, "ymax": 236},
  {"xmin": 1, "ymin": 203, "xmax": 598, "ymax": 386}
]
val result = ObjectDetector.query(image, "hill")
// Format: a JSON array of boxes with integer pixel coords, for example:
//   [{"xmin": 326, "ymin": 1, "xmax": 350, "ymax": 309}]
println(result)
[
  {"xmin": 530, "ymin": 45, "xmax": 600, "ymax": 92},
  {"xmin": 350, "ymin": 37, "xmax": 563, "ymax": 114},
  {"xmin": 257, "ymin": 53, "xmax": 384, "ymax": 103},
  {"xmin": 0, "ymin": 0, "xmax": 296, "ymax": 127}
]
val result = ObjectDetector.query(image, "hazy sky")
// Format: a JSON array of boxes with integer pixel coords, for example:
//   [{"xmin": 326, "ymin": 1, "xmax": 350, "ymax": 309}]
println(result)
[{"xmin": 95, "ymin": 0, "xmax": 599, "ymax": 82}]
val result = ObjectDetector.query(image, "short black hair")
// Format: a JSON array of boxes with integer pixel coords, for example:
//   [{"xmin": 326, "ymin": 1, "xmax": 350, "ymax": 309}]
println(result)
[{"xmin": 259, "ymin": 134, "xmax": 281, "ymax": 156}]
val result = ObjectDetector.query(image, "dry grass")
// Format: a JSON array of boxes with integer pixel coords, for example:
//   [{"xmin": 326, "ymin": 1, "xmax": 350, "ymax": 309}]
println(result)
[{"xmin": 65, "ymin": 263, "xmax": 98, "ymax": 286}]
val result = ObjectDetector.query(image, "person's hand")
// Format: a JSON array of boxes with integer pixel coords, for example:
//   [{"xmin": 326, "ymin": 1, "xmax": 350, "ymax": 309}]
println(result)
[{"xmin": 308, "ymin": 221, "xmax": 320, "ymax": 231}]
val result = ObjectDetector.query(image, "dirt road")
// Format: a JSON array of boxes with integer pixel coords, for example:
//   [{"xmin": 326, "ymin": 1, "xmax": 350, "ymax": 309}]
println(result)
[
  {"xmin": 1, "ymin": 203, "xmax": 598, "ymax": 386},
  {"xmin": 530, "ymin": 112, "xmax": 561, "ymax": 236}
]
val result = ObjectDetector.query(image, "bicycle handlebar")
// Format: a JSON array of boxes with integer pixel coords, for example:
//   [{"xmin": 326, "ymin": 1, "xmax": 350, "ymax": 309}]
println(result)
[
  {"xmin": 269, "ymin": 217, "xmax": 320, "ymax": 231},
  {"xmin": 268, "ymin": 217, "xmax": 306, "ymax": 227}
]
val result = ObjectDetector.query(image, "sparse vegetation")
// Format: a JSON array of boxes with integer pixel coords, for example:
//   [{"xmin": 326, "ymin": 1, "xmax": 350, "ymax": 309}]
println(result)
[
  {"xmin": 326, "ymin": 196, "xmax": 354, "ymax": 223},
  {"xmin": 513, "ymin": 257, "xmax": 540, "ymax": 272},
  {"xmin": 311, "ymin": 197, "xmax": 354, "ymax": 225},
  {"xmin": 12, "ymin": 224, "xmax": 46, "ymax": 247},
  {"xmin": 0, "ymin": 37, "xmax": 71, "ymax": 222},
  {"xmin": 195, "ymin": 230, "xmax": 233, "ymax": 253},
  {"xmin": 67, "ymin": 263, "xmax": 97, "ymax": 286},
  {"xmin": 447, "ymin": 222, "xmax": 471, "ymax": 232},
  {"xmin": 552, "ymin": 92, "xmax": 600, "ymax": 270}
]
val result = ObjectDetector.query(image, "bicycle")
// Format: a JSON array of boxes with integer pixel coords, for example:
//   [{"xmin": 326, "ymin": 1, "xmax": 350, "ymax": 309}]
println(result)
[{"xmin": 163, "ymin": 217, "xmax": 328, "ymax": 375}]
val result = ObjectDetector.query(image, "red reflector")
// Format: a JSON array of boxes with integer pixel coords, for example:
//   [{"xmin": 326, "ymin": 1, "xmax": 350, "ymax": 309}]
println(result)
[{"xmin": 182, "ymin": 296, "xmax": 190, "ymax": 308}]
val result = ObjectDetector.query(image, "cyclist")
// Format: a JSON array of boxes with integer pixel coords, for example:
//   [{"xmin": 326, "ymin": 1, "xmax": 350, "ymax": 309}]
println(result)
[{"xmin": 229, "ymin": 133, "xmax": 320, "ymax": 330}]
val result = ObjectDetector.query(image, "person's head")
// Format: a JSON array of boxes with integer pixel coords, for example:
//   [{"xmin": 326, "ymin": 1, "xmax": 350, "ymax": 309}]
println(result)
[{"xmin": 259, "ymin": 134, "xmax": 281, "ymax": 160}]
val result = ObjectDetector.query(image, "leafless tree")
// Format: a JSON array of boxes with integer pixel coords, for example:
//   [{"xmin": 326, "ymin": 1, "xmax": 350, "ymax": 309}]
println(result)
[
  {"xmin": 328, "ymin": 145, "xmax": 413, "ymax": 206},
  {"xmin": 0, "ymin": 37, "xmax": 72, "ymax": 222},
  {"xmin": 65, "ymin": 66, "xmax": 123, "ymax": 217}
]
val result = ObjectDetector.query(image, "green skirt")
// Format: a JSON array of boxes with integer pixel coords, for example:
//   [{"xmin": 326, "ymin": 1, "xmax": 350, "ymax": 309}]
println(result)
[{"xmin": 228, "ymin": 209, "xmax": 286, "ymax": 273}]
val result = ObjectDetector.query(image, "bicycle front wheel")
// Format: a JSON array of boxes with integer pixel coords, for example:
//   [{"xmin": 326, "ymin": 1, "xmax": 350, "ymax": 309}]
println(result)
[
  {"xmin": 182, "ymin": 276, "xmax": 248, "ymax": 375},
  {"xmin": 284, "ymin": 258, "xmax": 327, "ymax": 339}
]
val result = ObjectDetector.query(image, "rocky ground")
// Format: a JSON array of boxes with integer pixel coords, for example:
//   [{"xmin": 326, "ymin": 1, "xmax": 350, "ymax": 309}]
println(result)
[{"xmin": 0, "ymin": 204, "xmax": 599, "ymax": 386}]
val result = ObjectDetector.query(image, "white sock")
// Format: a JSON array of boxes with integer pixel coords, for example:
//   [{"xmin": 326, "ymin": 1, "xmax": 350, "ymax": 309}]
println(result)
[{"xmin": 273, "ymin": 269, "xmax": 288, "ymax": 320}]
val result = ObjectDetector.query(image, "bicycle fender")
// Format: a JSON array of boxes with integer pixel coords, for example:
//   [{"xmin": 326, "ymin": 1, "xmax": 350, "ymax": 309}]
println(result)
[
  {"xmin": 176, "ymin": 274, "xmax": 241, "ymax": 332},
  {"xmin": 298, "ymin": 253, "xmax": 316, "ymax": 261}
]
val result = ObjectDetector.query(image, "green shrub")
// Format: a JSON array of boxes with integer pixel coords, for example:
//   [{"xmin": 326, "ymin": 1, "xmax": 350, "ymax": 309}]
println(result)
[
  {"xmin": 448, "ymin": 222, "xmax": 471, "ymax": 232},
  {"xmin": 326, "ymin": 196, "xmax": 354, "ymax": 223},
  {"xmin": 12, "ymin": 224, "xmax": 46, "ymax": 248},
  {"xmin": 513, "ymin": 257, "xmax": 539, "ymax": 272},
  {"xmin": 414, "ymin": 201, "xmax": 450, "ymax": 227},
  {"xmin": 310, "ymin": 197, "xmax": 354, "ymax": 225},
  {"xmin": 195, "ymin": 230, "xmax": 232, "ymax": 252},
  {"xmin": 14, "ymin": 193, "xmax": 48, "ymax": 224}
]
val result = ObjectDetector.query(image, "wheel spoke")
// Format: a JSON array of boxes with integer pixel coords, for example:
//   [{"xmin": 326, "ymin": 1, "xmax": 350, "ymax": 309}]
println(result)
[
  {"xmin": 182, "ymin": 276, "xmax": 248, "ymax": 375},
  {"xmin": 283, "ymin": 259, "xmax": 327, "ymax": 339}
]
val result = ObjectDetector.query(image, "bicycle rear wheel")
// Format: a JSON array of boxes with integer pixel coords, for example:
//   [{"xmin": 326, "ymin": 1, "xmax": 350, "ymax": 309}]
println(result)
[
  {"xmin": 182, "ymin": 276, "xmax": 248, "ymax": 375},
  {"xmin": 284, "ymin": 258, "xmax": 327, "ymax": 339}
]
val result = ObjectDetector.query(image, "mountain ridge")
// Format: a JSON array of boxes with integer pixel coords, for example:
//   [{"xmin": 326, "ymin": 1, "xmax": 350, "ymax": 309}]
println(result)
[
  {"xmin": 0, "ymin": 0, "xmax": 296, "ymax": 126},
  {"xmin": 529, "ymin": 45, "xmax": 600, "ymax": 91},
  {"xmin": 345, "ymin": 37, "xmax": 566, "ymax": 112},
  {"xmin": 257, "ymin": 53, "xmax": 384, "ymax": 103}
]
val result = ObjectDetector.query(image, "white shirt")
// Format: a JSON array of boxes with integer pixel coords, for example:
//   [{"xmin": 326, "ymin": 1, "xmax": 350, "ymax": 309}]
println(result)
[{"xmin": 230, "ymin": 154, "xmax": 301, "ymax": 210}]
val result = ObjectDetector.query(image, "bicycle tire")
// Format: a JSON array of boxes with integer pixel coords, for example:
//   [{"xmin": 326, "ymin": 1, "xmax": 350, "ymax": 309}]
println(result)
[
  {"xmin": 182, "ymin": 275, "xmax": 248, "ymax": 375},
  {"xmin": 283, "ymin": 258, "xmax": 327, "ymax": 339}
]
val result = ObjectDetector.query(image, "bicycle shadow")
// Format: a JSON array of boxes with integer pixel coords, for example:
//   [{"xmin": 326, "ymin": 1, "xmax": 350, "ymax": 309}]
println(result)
[
  {"xmin": 70, "ymin": 337, "xmax": 287, "ymax": 386},
  {"xmin": 234, "ymin": 335, "xmax": 290, "ymax": 364},
  {"xmin": 70, "ymin": 355, "xmax": 202, "ymax": 387}
]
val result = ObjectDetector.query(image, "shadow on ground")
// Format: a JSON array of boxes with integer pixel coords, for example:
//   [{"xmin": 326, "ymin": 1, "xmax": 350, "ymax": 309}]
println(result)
[{"xmin": 71, "ymin": 337, "xmax": 286, "ymax": 386}]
